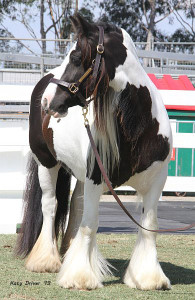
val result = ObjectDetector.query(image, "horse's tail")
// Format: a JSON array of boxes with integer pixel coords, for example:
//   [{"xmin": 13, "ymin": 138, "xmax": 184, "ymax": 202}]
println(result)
[
  {"xmin": 55, "ymin": 166, "xmax": 71, "ymax": 241},
  {"xmin": 15, "ymin": 155, "xmax": 42, "ymax": 257},
  {"xmin": 15, "ymin": 155, "xmax": 71, "ymax": 258}
]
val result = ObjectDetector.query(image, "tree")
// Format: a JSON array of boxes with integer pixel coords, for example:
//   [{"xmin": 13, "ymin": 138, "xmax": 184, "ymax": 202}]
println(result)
[
  {"xmin": 98, "ymin": 0, "xmax": 194, "ymax": 54},
  {"xmin": 0, "ymin": 0, "xmax": 16, "ymax": 14},
  {"xmin": 0, "ymin": 1, "xmax": 74, "ymax": 54},
  {"xmin": 168, "ymin": 0, "xmax": 195, "ymax": 53},
  {"xmin": 99, "ymin": 0, "xmax": 173, "ymax": 44},
  {"xmin": 0, "ymin": 0, "xmax": 24, "ymax": 53},
  {"xmin": 96, "ymin": 0, "xmax": 191, "ymax": 66},
  {"xmin": 95, "ymin": 0, "xmax": 195, "ymax": 70},
  {"xmin": 0, "ymin": 0, "xmax": 40, "ymax": 54},
  {"xmin": 0, "ymin": 0, "xmax": 95, "ymax": 55}
]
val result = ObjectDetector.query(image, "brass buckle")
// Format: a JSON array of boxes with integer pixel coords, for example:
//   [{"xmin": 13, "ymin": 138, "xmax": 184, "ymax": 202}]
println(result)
[
  {"xmin": 68, "ymin": 83, "xmax": 79, "ymax": 94},
  {"xmin": 97, "ymin": 44, "xmax": 104, "ymax": 54}
]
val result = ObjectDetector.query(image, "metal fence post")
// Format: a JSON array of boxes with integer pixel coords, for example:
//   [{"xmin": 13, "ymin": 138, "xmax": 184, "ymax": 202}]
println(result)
[
  {"xmin": 40, "ymin": 55, "xmax": 44, "ymax": 78},
  {"xmin": 70, "ymin": 33, "xmax": 74, "ymax": 49}
]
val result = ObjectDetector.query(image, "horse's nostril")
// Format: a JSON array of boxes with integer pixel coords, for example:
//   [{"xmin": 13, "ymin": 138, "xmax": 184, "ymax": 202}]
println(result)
[{"xmin": 58, "ymin": 104, "xmax": 66, "ymax": 112}]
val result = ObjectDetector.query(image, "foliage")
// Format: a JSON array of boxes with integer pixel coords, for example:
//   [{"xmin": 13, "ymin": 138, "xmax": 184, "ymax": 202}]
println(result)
[
  {"xmin": 60, "ymin": 5, "xmax": 94, "ymax": 39},
  {"xmin": 98, "ymin": 0, "xmax": 194, "ymax": 53},
  {"xmin": 0, "ymin": 0, "xmax": 16, "ymax": 15},
  {"xmin": 169, "ymin": 29, "xmax": 194, "ymax": 53},
  {"xmin": 0, "ymin": 0, "xmax": 95, "ymax": 54},
  {"xmin": 98, "ymin": 0, "xmax": 172, "ymax": 43},
  {"xmin": 0, "ymin": 0, "xmax": 35, "ymax": 20},
  {"xmin": 0, "ymin": 0, "xmax": 37, "ymax": 53},
  {"xmin": 79, "ymin": 6, "xmax": 94, "ymax": 23},
  {"xmin": 168, "ymin": 0, "xmax": 195, "ymax": 44},
  {"xmin": 0, "ymin": 28, "xmax": 23, "ymax": 53}
]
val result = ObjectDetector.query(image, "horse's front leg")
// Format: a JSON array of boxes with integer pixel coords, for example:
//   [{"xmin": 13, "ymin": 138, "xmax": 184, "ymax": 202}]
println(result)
[
  {"xmin": 25, "ymin": 164, "xmax": 61, "ymax": 273},
  {"xmin": 124, "ymin": 165, "xmax": 171, "ymax": 290},
  {"xmin": 57, "ymin": 178, "xmax": 111, "ymax": 290}
]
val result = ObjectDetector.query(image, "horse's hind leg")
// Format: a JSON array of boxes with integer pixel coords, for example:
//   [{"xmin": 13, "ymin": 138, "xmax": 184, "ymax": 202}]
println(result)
[
  {"xmin": 60, "ymin": 180, "xmax": 84, "ymax": 256},
  {"xmin": 124, "ymin": 165, "xmax": 171, "ymax": 290},
  {"xmin": 25, "ymin": 164, "xmax": 61, "ymax": 273}
]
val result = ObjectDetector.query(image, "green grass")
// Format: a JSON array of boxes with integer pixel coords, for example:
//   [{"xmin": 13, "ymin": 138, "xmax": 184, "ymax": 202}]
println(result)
[{"xmin": 0, "ymin": 234, "xmax": 194, "ymax": 300}]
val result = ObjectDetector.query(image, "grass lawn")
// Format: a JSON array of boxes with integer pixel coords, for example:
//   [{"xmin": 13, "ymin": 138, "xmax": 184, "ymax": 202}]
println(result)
[{"xmin": 0, "ymin": 234, "xmax": 194, "ymax": 300}]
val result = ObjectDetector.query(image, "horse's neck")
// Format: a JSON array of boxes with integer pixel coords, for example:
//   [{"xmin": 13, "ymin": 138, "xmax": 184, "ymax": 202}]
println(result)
[
  {"xmin": 112, "ymin": 29, "xmax": 152, "ymax": 93},
  {"xmin": 121, "ymin": 29, "xmax": 139, "ymax": 62}
]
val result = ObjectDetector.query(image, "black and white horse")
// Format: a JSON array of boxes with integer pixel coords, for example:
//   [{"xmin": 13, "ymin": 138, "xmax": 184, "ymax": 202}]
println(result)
[{"xmin": 16, "ymin": 14, "xmax": 172, "ymax": 290}]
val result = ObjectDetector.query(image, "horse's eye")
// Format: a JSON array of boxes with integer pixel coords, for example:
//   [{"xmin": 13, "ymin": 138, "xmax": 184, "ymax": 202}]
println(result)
[{"xmin": 70, "ymin": 53, "xmax": 81, "ymax": 66}]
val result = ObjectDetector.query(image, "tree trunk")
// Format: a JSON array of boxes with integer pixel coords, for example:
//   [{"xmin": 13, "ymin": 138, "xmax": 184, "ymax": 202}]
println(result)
[
  {"xmin": 40, "ymin": 0, "xmax": 46, "ymax": 54},
  {"xmin": 144, "ymin": 0, "xmax": 156, "ymax": 66}
]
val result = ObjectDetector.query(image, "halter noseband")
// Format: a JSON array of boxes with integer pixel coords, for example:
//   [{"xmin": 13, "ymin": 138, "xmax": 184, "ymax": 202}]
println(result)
[{"xmin": 49, "ymin": 26, "xmax": 105, "ymax": 107}]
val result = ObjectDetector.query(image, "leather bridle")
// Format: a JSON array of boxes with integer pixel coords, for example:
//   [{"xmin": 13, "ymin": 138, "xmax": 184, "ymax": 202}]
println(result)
[
  {"xmin": 49, "ymin": 26, "xmax": 105, "ymax": 107},
  {"xmin": 49, "ymin": 26, "xmax": 195, "ymax": 233}
]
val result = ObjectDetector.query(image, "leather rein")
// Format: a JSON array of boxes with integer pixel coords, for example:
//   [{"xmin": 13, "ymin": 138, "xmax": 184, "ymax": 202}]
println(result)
[{"xmin": 50, "ymin": 26, "xmax": 195, "ymax": 233}]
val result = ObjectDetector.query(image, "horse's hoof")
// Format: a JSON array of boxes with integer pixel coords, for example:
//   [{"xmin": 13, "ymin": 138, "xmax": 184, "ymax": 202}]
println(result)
[
  {"xmin": 25, "ymin": 233, "xmax": 61, "ymax": 273},
  {"xmin": 25, "ymin": 254, "xmax": 61, "ymax": 273},
  {"xmin": 124, "ymin": 270, "xmax": 171, "ymax": 290},
  {"xmin": 57, "ymin": 271, "xmax": 103, "ymax": 290}
]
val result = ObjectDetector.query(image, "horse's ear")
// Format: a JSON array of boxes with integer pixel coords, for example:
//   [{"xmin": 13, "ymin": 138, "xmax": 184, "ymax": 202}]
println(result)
[
  {"xmin": 70, "ymin": 15, "xmax": 80, "ymax": 33},
  {"xmin": 70, "ymin": 13, "xmax": 95, "ymax": 36}
]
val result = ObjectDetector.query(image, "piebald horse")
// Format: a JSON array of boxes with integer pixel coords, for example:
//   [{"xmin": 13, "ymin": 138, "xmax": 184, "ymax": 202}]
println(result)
[{"xmin": 16, "ymin": 14, "xmax": 172, "ymax": 290}]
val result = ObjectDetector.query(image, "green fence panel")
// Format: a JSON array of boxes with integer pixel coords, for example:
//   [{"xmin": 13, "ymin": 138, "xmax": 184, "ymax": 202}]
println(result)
[
  {"xmin": 177, "ymin": 148, "xmax": 192, "ymax": 176},
  {"xmin": 167, "ymin": 111, "xmax": 195, "ymax": 178},
  {"xmin": 194, "ymin": 149, "xmax": 195, "ymax": 177},
  {"xmin": 178, "ymin": 122, "xmax": 193, "ymax": 133},
  {"xmin": 168, "ymin": 160, "xmax": 176, "ymax": 176}
]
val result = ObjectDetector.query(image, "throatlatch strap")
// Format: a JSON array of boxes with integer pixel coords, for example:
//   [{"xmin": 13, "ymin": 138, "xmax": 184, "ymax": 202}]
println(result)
[{"xmin": 85, "ymin": 124, "xmax": 195, "ymax": 233}]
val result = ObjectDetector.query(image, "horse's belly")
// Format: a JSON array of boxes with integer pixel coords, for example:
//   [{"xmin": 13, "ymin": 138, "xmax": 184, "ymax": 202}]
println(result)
[{"xmin": 123, "ymin": 160, "xmax": 168, "ymax": 194}]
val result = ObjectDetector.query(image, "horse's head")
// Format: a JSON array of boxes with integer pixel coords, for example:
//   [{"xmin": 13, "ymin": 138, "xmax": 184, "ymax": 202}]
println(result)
[{"xmin": 43, "ymin": 14, "xmax": 127, "ymax": 119}]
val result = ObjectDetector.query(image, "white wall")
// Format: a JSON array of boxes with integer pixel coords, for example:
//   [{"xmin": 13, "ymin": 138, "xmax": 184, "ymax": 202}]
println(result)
[
  {"xmin": 0, "ymin": 85, "xmax": 34, "ymax": 102},
  {"xmin": 0, "ymin": 120, "xmax": 29, "ymax": 233},
  {"xmin": 0, "ymin": 119, "xmax": 77, "ymax": 234}
]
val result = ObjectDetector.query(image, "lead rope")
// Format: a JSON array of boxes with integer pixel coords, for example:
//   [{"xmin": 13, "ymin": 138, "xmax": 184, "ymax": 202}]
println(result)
[{"xmin": 82, "ymin": 107, "xmax": 195, "ymax": 233}]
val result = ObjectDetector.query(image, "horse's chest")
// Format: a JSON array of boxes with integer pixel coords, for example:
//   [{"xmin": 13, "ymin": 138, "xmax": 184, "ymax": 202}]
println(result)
[{"xmin": 46, "ymin": 115, "xmax": 89, "ymax": 181}]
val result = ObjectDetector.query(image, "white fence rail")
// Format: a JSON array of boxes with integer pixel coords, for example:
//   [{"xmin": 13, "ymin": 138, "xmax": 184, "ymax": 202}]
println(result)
[
  {"xmin": 1, "ymin": 50, "xmax": 195, "ymax": 85},
  {"xmin": 0, "ymin": 38, "xmax": 195, "ymax": 84},
  {"xmin": 137, "ymin": 49, "xmax": 195, "ymax": 75}
]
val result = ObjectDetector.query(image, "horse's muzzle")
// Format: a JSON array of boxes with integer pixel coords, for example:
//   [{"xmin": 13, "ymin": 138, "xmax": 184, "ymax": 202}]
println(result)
[{"xmin": 42, "ymin": 98, "xmax": 68, "ymax": 118}]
